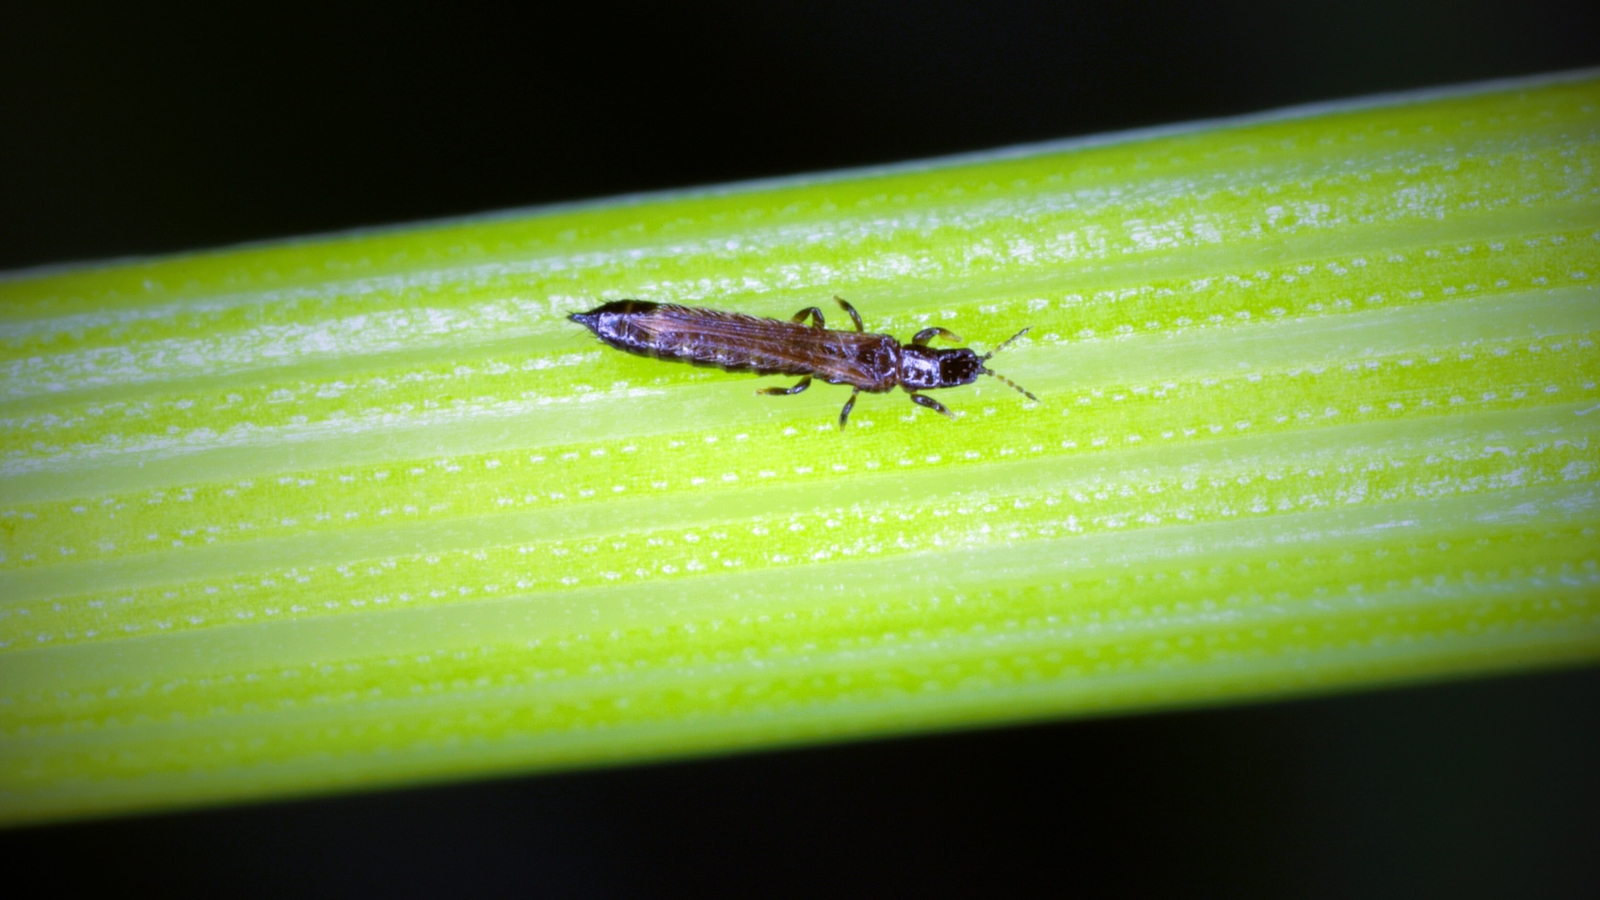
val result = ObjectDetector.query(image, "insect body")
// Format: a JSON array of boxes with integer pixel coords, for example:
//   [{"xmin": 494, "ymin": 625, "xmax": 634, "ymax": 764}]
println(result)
[{"xmin": 569, "ymin": 296, "xmax": 1037, "ymax": 428}]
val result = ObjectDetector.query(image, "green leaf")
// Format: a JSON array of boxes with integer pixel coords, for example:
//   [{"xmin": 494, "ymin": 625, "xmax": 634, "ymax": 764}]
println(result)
[{"xmin": 3, "ymin": 71, "xmax": 1598, "ymax": 825}]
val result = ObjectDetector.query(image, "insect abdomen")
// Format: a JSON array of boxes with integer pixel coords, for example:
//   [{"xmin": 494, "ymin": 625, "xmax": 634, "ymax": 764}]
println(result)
[{"xmin": 570, "ymin": 301, "xmax": 898, "ymax": 388}]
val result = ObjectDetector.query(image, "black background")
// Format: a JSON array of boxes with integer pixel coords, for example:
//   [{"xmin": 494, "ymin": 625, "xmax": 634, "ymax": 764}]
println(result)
[
  {"xmin": 4, "ymin": 0, "xmax": 1600, "ymax": 270},
  {"xmin": 2, "ymin": 1, "xmax": 1599, "ymax": 896}
]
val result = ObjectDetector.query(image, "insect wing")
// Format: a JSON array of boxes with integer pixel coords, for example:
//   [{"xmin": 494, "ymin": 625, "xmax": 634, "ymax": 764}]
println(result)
[{"xmin": 641, "ymin": 307, "xmax": 887, "ymax": 384}]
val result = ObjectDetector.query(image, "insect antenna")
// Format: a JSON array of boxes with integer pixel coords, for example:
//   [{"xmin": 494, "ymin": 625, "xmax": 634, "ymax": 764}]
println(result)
[
  {"xmin": 979, "ymin": 326, "xmax": 1031, "ymax": 361},
  {"xmin": 981, "ymin": 368, "xmax": 1039, "ymax": 402},
  {"xmin": 979, "ymin": 326, "xmax": 1039, "ymax": 402}
]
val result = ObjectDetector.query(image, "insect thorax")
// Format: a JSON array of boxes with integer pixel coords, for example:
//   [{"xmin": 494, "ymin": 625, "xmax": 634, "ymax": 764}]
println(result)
[{"xmin": 898, "ymin": 346, "xmax": 983, "ymax": 390}]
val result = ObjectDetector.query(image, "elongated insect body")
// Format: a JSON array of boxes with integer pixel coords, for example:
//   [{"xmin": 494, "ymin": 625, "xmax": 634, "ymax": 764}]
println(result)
[
  {"xmin": 571, "ymin": 301, "xmax": 900, "ymax": 389},
  {"xmin": 570, "ymin": 297, "xmax": 1036, "ymax": 428}
]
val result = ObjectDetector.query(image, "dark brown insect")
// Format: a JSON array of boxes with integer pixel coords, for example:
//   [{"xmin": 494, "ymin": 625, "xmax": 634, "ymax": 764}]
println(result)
[{"xmin": 569, "ymin": 296, "xmax": 1037, "ymax": 429}]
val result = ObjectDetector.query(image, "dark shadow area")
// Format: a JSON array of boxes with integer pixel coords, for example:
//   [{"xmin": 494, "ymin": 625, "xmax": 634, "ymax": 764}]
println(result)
[
  {"xmin": 2, "ymin": 1, "xmax": 1597, "ymax": 270},
  {"xmin": 2, "ymin": 2, "xmax": 1598, "ymax": 894},
  {"xmin": 4, "ymin": 666, "xmax": 1598, "ymax": 897}
]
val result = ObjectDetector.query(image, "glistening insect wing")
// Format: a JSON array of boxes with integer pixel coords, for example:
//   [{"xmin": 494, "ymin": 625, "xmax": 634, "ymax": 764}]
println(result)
[{"xmin": 577, "ymin": 304, "xmax": 896, "ymax": 386}]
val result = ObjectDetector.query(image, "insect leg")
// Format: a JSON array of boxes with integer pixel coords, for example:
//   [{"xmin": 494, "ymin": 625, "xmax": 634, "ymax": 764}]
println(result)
[
  {"xmin": 909, "ymin": 392, "xmax": 956, "ymax": 418},
  {"xmin": 911, "ymin": 327, "xmax": 964, "ymax": 347},
  {"xmin": 833, "ymin": 296, "xmax": 865, "ymax": 332},
  {"xmin": 838, "ymin": 388, "xmax": 860, "ymax": 430},
  {"xmin": 758, "ymin": 376, "xmax": 812, "ymax": 396},
  {"xmin": 792, "ymin": 306, "xmax": 826, "ymax": 328}
]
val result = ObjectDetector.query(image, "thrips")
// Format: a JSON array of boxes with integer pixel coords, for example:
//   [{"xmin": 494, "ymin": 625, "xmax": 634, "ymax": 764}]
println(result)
[{"xmin": 570, "ymin": 296, "xmax": 1036, "ymax": 429}]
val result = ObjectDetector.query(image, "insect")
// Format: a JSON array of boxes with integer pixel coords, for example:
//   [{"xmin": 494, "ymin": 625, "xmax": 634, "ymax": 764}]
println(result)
[{"xmin": 569, "ymin": 296, "xmax": 1037, "ymax": 429}]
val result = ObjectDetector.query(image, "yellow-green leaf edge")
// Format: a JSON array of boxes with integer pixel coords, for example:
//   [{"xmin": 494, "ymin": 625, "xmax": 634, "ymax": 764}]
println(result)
[{"xmin": 3, "ymin": 70, "xmax": 1598, "ymax": 825}]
